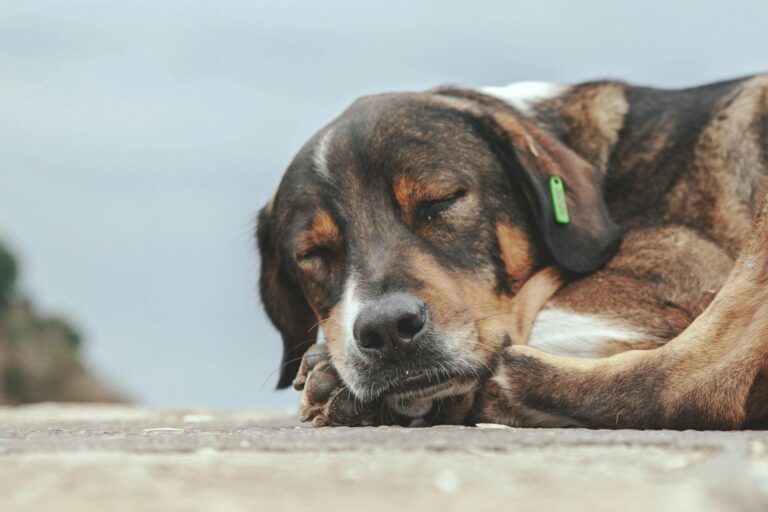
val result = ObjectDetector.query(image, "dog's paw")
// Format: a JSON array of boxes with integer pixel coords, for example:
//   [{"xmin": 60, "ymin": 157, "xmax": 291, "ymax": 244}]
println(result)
[
  {"xmin": 293, "ymin": 344, "xmax": 478, "ymax": 427},
  {"xmin": 384, "ymin": 388, "xmax": 477, "ymax": 426},
  {"xmin": 475, "ymin": 352, "xmax": 529, "ymax": 427},
  {"xmin": 476, "ymin": 345, "xmax": 584, "ymax": 428},
  {"xmin": 293, "ymin": 344, "xmax": 377, "ymax": 427}
]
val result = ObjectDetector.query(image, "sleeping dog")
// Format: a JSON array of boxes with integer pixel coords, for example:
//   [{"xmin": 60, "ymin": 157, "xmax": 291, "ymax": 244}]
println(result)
[{"xmin": 257, "ymin": 75, "xmax": 768, "ymax": 428}]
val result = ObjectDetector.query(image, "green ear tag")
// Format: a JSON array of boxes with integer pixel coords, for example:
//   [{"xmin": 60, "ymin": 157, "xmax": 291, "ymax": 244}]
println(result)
[{"xmin": 549, "ymin": 176, "xmax": 570, "ymax": 225}]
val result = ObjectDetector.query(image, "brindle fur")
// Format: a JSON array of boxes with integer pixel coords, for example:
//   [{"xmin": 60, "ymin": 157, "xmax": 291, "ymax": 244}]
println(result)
[
  {"xmin": 479, "ymin": 76, "xmax": 768, "ymax": 429},
  {"xmin": 258, "ymin": 74, "xmax": 768, "ymax": 428},
  {"xmin": 481, "ymin": 194, "xmax": 768, "ymax": 429}
]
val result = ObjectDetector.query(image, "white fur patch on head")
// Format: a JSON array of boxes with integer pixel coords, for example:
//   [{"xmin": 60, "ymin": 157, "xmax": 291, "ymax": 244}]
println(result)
[
  {"xmin": 479, "ymin": 81, "xmax": 569, "ymax": 115},
  {"xmin": 332, "ymin": 276, "xmax": 368, "ymax": 396},
  {"xmin": 527, "ymin": 308, "xmax": 648, "ymax": 358},
  {"xmin": 312, "ymin": 128, "xmax": 334, "ymax": 178},
  {"xmin": 340, "ymin": 276, "xmax": 363, "ymax": 350}
]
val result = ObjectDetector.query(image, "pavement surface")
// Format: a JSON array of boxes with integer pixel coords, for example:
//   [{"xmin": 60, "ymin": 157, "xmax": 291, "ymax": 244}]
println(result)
[{"xmin": 1, "ymin": 404, "xmax": 767, "ymax": 512}]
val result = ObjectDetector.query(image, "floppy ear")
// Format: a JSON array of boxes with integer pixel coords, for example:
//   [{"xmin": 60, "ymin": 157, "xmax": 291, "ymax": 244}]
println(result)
[
  {"xmin": 435, "ymin": 89, "xmax": 622, "ymax": 273},
  {"xmin": 257, "ymin": 204, "xmax": 318, "ymax": 389},
  {"xmin": 493, "ymin": 110, "xmax": 622, "ymax": 273}
]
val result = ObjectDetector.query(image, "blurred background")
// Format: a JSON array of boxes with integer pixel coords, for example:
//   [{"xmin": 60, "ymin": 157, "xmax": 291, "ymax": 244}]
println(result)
[{"xmin": 0, "ymin": 0, "xmax": 766, "ymax": 409}]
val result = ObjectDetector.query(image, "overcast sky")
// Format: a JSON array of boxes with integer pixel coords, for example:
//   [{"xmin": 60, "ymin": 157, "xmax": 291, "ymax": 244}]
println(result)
[{"xmin": 1, "ymin": 0, "xmax": 766, "ymax": 409}]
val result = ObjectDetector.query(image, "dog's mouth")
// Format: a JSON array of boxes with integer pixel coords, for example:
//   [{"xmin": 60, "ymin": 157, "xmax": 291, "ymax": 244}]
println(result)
[
  {"xmin": 349, "ymin": 342, "xmax": 484, "ymax": 402},
  {"xmin": 385, "ymin": 371, "xmax": 456, "ymax": 399},
  {"xmin": 361, "ymin": 365, "xmax": 473, "ymax": 402}
]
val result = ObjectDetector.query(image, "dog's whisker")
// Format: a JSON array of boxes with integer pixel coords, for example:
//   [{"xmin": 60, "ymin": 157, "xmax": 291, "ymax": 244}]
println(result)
[{"xmin": 258, "ymin": 353, "xmax": 315, "ymax": 390}]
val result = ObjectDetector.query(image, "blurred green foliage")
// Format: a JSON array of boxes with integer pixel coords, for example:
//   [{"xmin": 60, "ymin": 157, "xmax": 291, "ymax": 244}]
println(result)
[
  {"xmin": 0, "ymin": 240, "xmax": 121, "ymax": 404},
  {"xmin": 0, "ymin": 242, "xmax": 18, "ymax": 304}
]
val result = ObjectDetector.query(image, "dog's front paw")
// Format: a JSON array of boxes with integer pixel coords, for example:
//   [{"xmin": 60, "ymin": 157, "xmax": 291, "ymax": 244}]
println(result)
[
  {"xmin": 384, "ymin": 388, "xmax": 477, "ymax": 426},
  {"xmin": 293, "ymin": 344, "xmax": 478, "ymax": 427},
  {"xmin": 475, "ymin": 348, "xmax": 531, "ymax": 427},
  {"xmin": 293, "ymin": 344, "xmax": 377, "ymax": 427},
  {"xmin": 476, "ymin": 345, "xmax": 584, "ymax": 428}
]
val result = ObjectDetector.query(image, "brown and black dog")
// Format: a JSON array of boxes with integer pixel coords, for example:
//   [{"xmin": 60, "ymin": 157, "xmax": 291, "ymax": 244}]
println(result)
[{"xmin": 257, "ymin": 75, "xmax": 768, "ymax": 429}]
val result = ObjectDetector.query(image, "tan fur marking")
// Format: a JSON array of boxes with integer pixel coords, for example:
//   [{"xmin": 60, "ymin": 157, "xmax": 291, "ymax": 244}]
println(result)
[
  {"xmin": 393, "ymin": 176, "xmax": 464, "ymax": 219},
  {"xmin": 297, "ymin": 210, "xmax": 342, "ymax": 256},
  {"xmin": 507, "ymin": 267, "xmax": 565, "ymax": 344},
  {"xmin": 407, "ymin": 249, "xmax": 509, "ymax": 365},
  {"xmin": 408, "ymin": 249, "xmax": 469, "ymax": 327},
  {"xmin": 558, "ymin": 83, "xmax": 629, "ymax": 173},
  {"xmin": 408, "ymin": 249, "xmax": 562, "ymax": 365},
  {"xmin": 312, "ymin": 211, "xmax": 341, "ymax": 244},
  {"xmin": 496, "ymin": 224, "xmax": 534, "ymax": 282},
  {"xmin": 393, "ymin": 176, "xmax": 417, "ymax": 213}
]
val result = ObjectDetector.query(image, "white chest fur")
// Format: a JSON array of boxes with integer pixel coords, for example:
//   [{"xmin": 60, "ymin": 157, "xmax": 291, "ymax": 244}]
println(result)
[{"xmin": 527, "ymin": 307, "xmax": 649, "ymax": 358}]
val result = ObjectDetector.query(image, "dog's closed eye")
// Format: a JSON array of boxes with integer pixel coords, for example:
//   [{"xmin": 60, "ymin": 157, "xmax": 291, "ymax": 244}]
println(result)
[
  {"xmin": 294, "ymin": 210, "xmax": 343, "ymax": 267},
  {"xmin": 296, "ymin": 246, "xmax": 335, "ymax": 263},
  {"xmin": 417, "ymin": 189, "xmax": 467, "ymax": 222}
]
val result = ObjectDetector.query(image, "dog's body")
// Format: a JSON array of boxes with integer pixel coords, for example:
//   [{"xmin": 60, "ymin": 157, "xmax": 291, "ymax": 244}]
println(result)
[
  {"xmin": 258, "ymin": 75, "xmax": 768, "ymax": 428},
  {"xmin": 484, "ymin": 77, "xmax": 767, "ymax": 359}
]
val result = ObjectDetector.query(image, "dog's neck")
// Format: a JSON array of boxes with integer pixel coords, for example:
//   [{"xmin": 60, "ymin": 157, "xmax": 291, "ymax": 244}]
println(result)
[{"xmin": 507, "ymin": 266, "xmax": 566, "ymax": 344}]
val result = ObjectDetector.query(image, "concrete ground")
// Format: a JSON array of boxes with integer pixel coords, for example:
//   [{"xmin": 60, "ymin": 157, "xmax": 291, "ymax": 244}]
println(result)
[{"xmin": 1, "ymin": 404, "xmax": 767, "ymax": 512}]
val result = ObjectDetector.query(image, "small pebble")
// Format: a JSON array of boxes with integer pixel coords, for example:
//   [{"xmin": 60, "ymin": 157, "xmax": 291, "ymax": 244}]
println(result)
[
  {"xmin": 434, "ymin": 470, "xmax": 459, "ymax": 493},
  {"xmin": 182, "ymin": 414, "xmax": 213, "ymax": 423},
  {"xmin": 475, "ymin": 423, "xmax": 512, "ymax": 429}
]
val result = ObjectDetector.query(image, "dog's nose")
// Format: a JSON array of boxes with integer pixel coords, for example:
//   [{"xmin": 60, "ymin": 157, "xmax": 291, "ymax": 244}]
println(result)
[{"xmin": 353, "ymin": 293, "xmax": 428, "ymax": 359}]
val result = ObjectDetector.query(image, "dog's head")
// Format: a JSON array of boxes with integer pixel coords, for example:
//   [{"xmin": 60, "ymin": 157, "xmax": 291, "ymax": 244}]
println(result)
[{"xmin": 257, "ymin": 89, "xmax": 621, "ymax": 402}]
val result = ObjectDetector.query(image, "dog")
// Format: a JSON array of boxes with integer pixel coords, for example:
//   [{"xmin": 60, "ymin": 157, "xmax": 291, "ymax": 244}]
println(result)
[{"xmin": 257, "ymin": 75, "xmax": 768, "ymax": 428}]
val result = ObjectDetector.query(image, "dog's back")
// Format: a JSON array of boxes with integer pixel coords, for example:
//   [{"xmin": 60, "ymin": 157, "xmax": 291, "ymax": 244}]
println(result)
[{"xmin": 520, "ymin": 76, "xmax": 768, "ymax": 253}]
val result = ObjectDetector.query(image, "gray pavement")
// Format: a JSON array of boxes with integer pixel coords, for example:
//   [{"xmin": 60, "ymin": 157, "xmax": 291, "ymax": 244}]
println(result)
[{"xmin": 1, "ymin": 404, "xmax": 767, "ymax": 511}]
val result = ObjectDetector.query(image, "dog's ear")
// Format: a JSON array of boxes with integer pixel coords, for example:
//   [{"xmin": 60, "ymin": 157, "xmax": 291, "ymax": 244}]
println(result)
[
  {"xmin": 491, "ymin": 111, "xmax": 623, "ymax": 273},
  {"xmin": 257, "ymin": 203, "xmax": 317, "ymax": 389},
  {"xmin": 435, "ymin": 89, "xmax": 622, "ymax": 274}
]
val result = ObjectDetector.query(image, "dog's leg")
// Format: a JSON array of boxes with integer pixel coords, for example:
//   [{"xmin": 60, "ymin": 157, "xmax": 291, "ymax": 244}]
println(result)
[{"xmin": 479, "ymin": 196, "xmax": 768, "ymax": 429}]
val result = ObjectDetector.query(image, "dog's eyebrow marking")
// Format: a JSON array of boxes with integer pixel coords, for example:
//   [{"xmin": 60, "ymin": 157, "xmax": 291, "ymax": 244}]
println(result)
[
  {"xmin": 479, "ymin": 81, "xmax": 569, "ymax": 115},
  {"xmin": 496, "ymin": 224, "xmax": 533, "ymax": 280},
  {"xmin": 393, "ymin": 176, "xmax": 425, "ymax": 213},
  {"xmin": 393, "ymin": 176, "xmax": 465, "ymax": 216},
  {"xmin": 527, "ymin": 308, "xmax": 650, "ymax": 357},
  {"xmin": 312, "ymin": 128, "xmax": 334, "ymax": 178},
  {"xmin": 309, "ymin": 210, "xmax": 340, "ymax": 243},
  {"xmin": 296, "ymin": 210, "xmax": 342, "ymax": 256}
]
